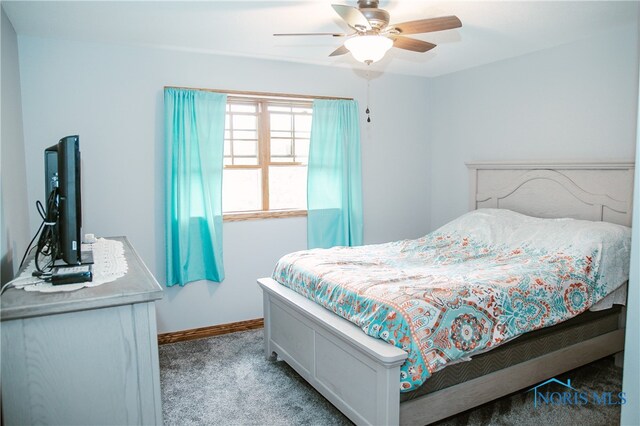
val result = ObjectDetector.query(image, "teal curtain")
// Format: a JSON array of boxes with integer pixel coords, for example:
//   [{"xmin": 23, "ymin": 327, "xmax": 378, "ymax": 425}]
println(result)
[
  {"xmin": 165, "ymin": 88, "xmax": 226, "ymax": 286},
  {"xmin": 307, "ymin": 99, "xmax": 363, "ymax": 249}
]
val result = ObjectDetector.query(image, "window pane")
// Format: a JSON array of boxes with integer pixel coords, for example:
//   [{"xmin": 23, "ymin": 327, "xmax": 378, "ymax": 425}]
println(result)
[
  {"xmin": 295, "ymin": 139, "xmax": 309, "ymax": 158},
  {"xmin": 233, "ymin": 157, "xmax": 259, "ymax": 166},
  {"xmin": 233, "ymin": 130, "xmax": 257, "ymax": 140},
  {"xmin": 269, "ymin": 166, "xmax": 307, "ymax": 210},
  {"xmin": 224, "ymin": 140, "xmax": 231, "ymax": 155},
  {"xmin": 295, "ymin": 115, "xmax": 312, "ymax": 132},
  {"xmin": 223, "ymin": 169, "xmax": 261, "ymax": 212},
  {"xmin": 230, "ymin": 103, "xmax": 257, "ymax": 113},
  {"xmin": 271, "ymin": 130, "xmax": 291, "ymax": 139},
  {"xmin": 271, "ymin": 139, "xmax": 292, "ymax": 156},
  {"xmin": 233, "ymin": 114, "xmax": 257, "ymax": 130},
  {"xmin": 293, "ymin": 107, "xmax": 312, "ymax": 114},
  {"xmin": 270, "ymin": 114, "xmax": 292, "ymax": 131},
  {"xmin": 233, "ymin": 140, "xmax": 257, "ymax": 156},
  {"xmin": 224, "ymin": 157, "xmax": 232, "ymax": 166},
  {"xmin": 225, "ymin": 115, "xmax": 230, "ymax": 128}
]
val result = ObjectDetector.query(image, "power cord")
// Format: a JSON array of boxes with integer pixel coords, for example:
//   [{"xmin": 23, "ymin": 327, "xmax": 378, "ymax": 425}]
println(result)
[
  {"xmin": 17, "ymin": 189, "xmax": 60, "ymax": 275},
  {"xmin": 18, "ymin": 201, "xmax": 47, "ymax": 269},
  {"xmin": 1, "ymin": 275, "xmax": 46, "ymax": 295},
  {"xmin": 35, "ymin": 188, "xmax": 60, "ymax": 273},
  {"xmin": 5, "ymin": 191, "xmax": 59, "ymax": 295}
]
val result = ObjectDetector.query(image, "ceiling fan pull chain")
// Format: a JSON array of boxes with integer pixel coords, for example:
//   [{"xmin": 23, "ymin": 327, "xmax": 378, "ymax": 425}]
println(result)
[{"xmin": 366, "ymin": 67, "xmax": 371, "ymax": 123}]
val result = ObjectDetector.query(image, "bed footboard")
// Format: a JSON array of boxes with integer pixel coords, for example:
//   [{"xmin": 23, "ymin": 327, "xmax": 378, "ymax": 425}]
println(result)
[{"xmin": 259, "ymin": 277, "xmax": 407, "ymax": 426}]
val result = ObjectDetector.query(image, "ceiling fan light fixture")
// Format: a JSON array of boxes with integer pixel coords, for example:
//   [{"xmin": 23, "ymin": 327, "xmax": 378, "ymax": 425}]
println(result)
[{"xmin": 344, "ymin": 35, "xmax": 393, "ymax": 64}]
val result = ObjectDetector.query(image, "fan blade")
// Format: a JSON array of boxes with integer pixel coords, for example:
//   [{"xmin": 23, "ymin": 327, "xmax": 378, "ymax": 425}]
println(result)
[
  {"xmin": 392, "ymin": 15, "xmax": 461, "ymax": 35},
  {"xmin": 274, "ymin": 32, "xmax": 346, "ymax": 37},
  {"xmin": 391, "ymin": 36, "xmax": 436, "ymax": 53},
  {"xmin": 332, "ymin": 4, "xmax": 371, "ymax": 31},
  {"xmin": 329, "ymin": 45, "xmax": 349, "ymax": 57}
]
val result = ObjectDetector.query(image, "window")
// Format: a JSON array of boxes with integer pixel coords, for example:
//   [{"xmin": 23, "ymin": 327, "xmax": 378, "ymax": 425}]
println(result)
[{"xmin": 222, "ymin": 96, "xmax": 312, "ymax": 220}]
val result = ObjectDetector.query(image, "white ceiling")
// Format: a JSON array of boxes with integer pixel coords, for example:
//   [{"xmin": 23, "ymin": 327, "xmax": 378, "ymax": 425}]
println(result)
[{"xmin": 3, "ymin": 1, "xmax": 638, "ymax": 78}]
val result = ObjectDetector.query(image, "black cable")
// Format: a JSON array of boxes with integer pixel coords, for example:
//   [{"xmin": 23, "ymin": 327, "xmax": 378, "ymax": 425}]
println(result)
[
  {"xmin": 18, "ymin": 197, "xmax": 53, "ymax": 269},
  {"xmin": 8, "ymin": 194, "xmax": 59, "ymax": 294},
  {"xmin": 16, "ymin": 189, "xmax": 61, "ymax": 275},
  {"xmin": 19, "ymin": 220, "xmax": 45, "ymax": 269},
  {"xmin": 34, "ymin": 188, "xmax": 60, "ymax": 273}
]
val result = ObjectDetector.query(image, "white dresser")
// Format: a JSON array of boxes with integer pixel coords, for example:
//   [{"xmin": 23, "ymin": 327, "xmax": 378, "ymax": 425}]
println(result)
[{"xmin": 1, "ymin": 237, "xmax": 164, "ymax": 425}]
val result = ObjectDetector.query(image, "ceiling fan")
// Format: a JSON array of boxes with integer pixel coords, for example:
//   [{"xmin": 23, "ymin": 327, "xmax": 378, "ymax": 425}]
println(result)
[{"xmin": 274, "ymin": 0, "xmax": 462, "ymax": 64}]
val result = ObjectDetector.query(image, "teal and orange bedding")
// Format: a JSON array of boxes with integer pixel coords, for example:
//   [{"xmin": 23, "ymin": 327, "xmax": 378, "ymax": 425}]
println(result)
[{"xmin": 272, "ymin": 209, "xmax": 630, "ymax": 391}]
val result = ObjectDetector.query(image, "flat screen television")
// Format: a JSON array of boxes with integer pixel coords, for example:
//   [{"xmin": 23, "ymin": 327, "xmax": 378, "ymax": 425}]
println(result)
[{"xmin": 44, "ymin": 135, "xmax": 82, "ymax": 265}]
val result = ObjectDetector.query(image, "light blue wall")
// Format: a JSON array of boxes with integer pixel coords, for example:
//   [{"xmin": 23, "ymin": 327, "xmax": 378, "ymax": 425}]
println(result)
[
  {"xmin": 0, "ymin": 7, "xmax": 29, "ymax": 284},
  {"xmin": 17, "ymin": 37, "xmax": 430, "ymax": 333},
  {"xmin": 427, "ymin": 24, "xmax": 639, "ymax": 230}
]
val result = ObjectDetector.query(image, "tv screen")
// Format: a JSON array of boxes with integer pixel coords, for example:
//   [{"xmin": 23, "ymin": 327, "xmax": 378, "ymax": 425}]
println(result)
[{"xmin": 44, "ymin": 135, "xmax": 82, "ymax": 265}]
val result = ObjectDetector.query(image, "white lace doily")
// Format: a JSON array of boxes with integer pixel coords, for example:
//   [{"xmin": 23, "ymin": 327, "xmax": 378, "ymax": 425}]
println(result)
[{"xmin": 15, "ymin": 238, "xmax": 128, "ymax": 293}]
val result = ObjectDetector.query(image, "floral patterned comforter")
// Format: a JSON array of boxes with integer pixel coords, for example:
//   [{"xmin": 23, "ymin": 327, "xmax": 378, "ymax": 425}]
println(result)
[{"xmin": 272, "ymin": 209, "xmax": 631, "ymax": 392}]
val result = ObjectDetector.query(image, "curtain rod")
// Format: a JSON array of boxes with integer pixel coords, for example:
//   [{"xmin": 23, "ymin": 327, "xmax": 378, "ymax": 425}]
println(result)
[{"xmin": 164, "ymin": 86, "xmax": 352, "ymax": 101}]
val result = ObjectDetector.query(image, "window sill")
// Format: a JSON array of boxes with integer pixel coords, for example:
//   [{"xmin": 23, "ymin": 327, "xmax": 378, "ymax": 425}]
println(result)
[{"xmin": 223, "ymin": 210, "xmax": 307, "ymax": 222}]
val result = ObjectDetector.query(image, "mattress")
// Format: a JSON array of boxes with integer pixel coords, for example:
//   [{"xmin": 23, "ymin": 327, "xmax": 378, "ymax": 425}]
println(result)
[
  {"xmin": 400, "ymin": 306, "xmax": 621, "ymax": 401},
  {"xmin": 272, "ymin": 209, "xmax": 631, "ymax": 391}
]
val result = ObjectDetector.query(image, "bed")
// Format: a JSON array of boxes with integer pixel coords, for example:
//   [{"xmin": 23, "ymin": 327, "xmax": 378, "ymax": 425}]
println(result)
[{"xmin": 257, "ymin": 161, "xmax": 634, "ymax": 425}]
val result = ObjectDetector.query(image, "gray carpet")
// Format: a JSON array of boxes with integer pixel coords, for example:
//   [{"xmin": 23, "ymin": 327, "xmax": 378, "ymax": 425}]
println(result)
[{"xmin": 159, "ymin": 329, "xmax": 622, "ymax": 426}]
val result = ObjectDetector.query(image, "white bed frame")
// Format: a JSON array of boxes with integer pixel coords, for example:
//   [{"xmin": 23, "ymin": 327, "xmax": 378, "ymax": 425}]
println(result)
[{"xmin": 258, "ymin": 161, "xmax": 634, "ymax": 426}]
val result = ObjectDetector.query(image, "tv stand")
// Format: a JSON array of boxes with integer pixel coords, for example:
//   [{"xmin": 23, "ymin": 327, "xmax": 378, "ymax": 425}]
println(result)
[{"xmin": 1, "ymin": 236, "xmax": 164, "ymax": 424}]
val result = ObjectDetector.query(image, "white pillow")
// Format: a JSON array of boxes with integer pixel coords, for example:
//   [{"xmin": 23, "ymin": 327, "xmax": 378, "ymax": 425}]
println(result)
[{"xmin": 436, "ymin": 208, "xmax": 632, "ymax": 294}]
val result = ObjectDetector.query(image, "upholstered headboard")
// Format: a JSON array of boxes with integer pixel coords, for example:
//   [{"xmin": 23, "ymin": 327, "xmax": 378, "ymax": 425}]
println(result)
[{"xmin": 466, "ymin": 161, "xmax": 635, "ymax": 226}]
